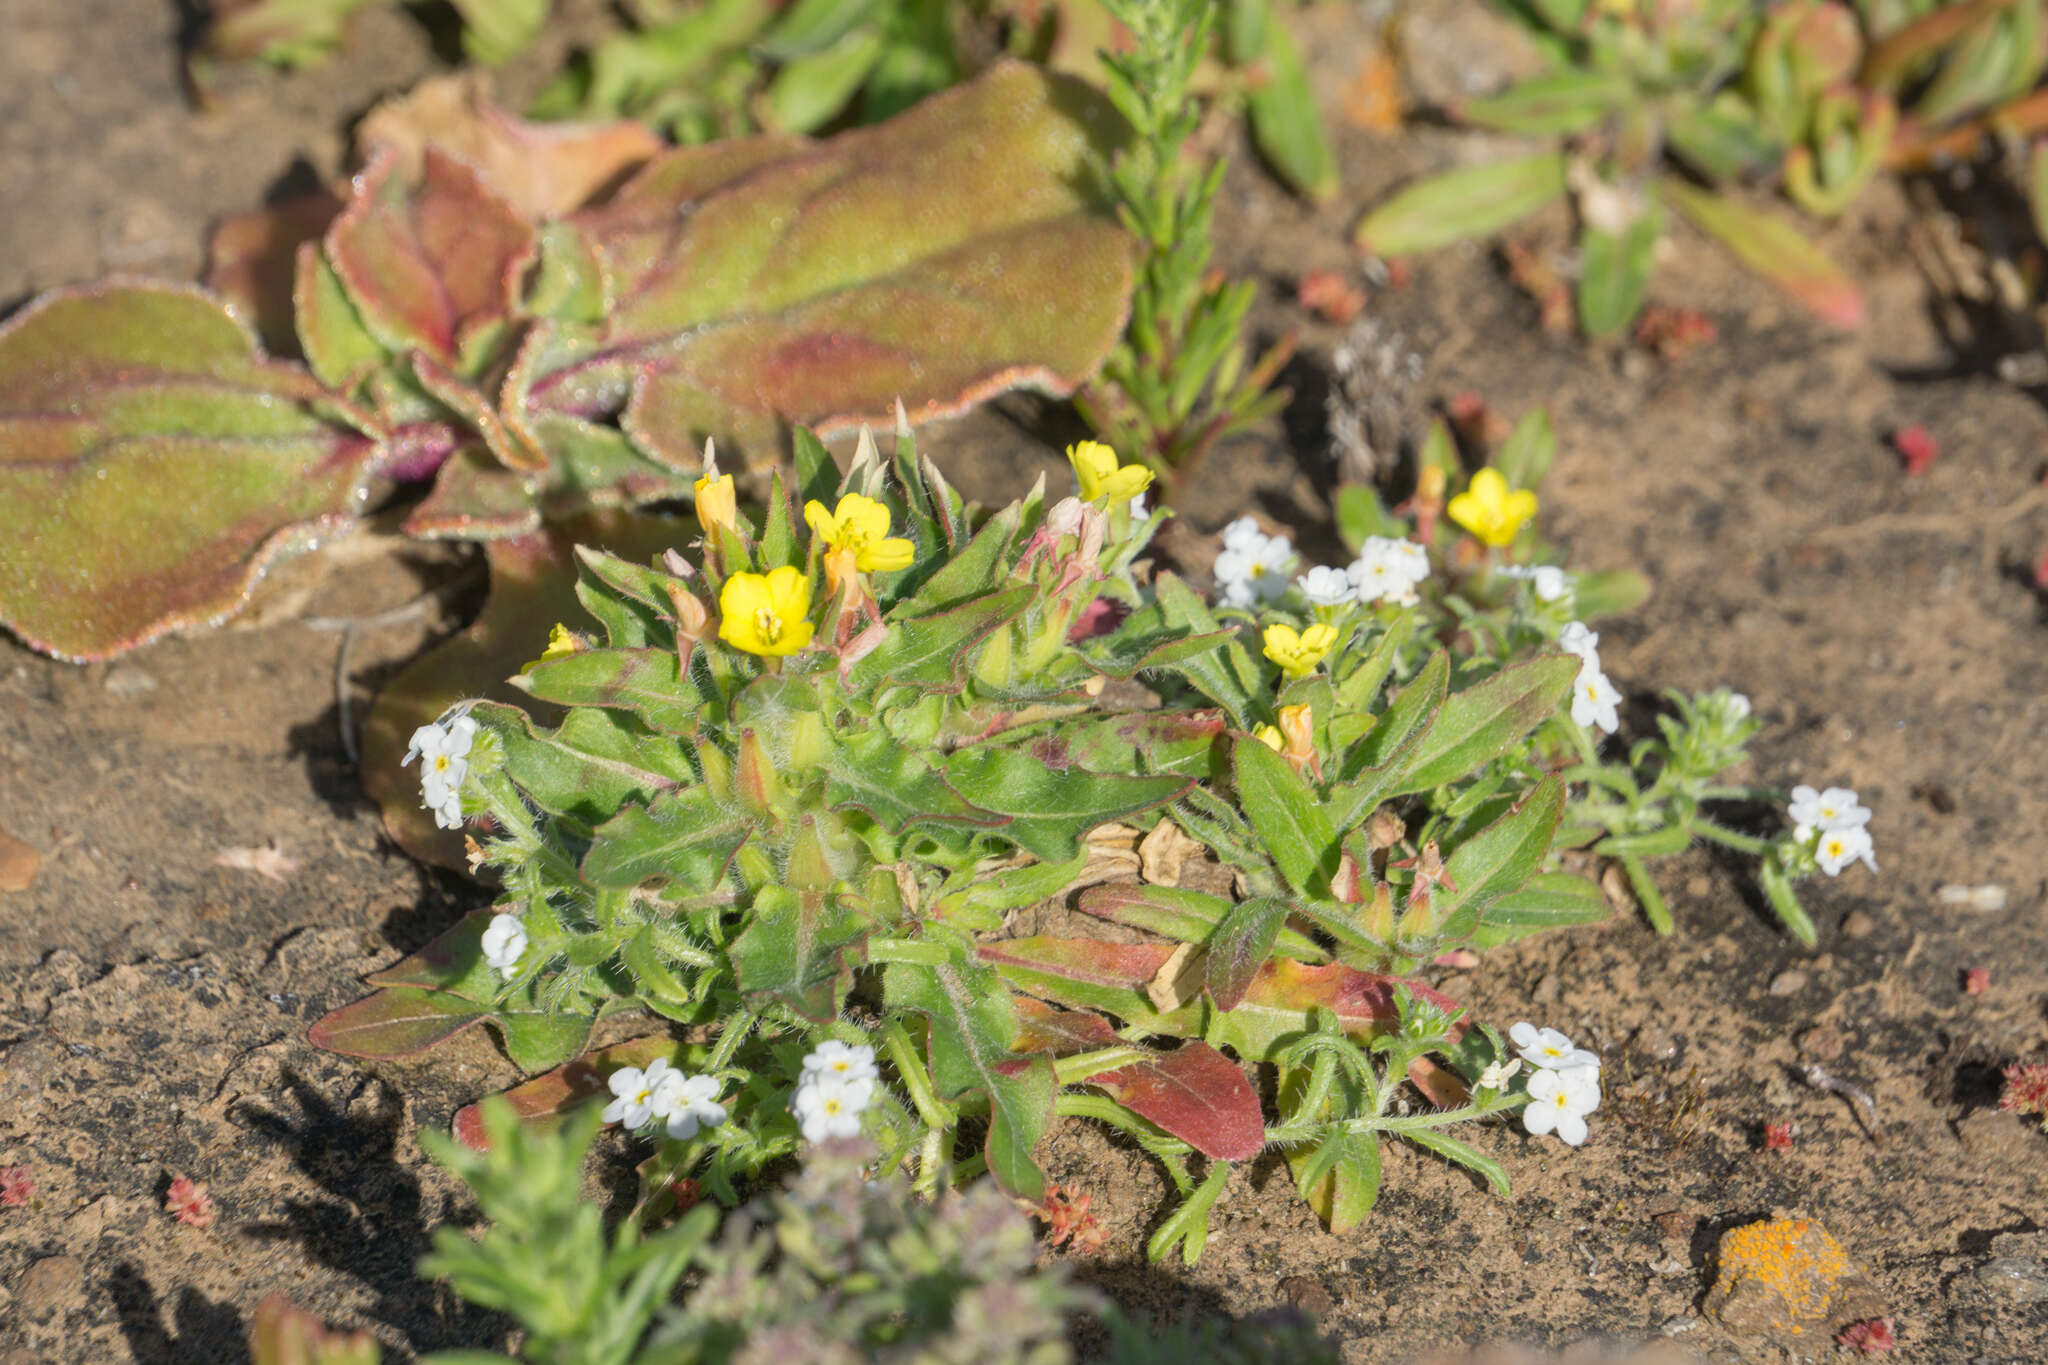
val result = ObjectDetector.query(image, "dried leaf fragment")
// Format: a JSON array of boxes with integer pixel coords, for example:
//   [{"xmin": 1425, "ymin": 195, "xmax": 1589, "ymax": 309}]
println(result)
[{"xmin": 213, "ymin": 842, "xmax": 301, "ymax": 884}]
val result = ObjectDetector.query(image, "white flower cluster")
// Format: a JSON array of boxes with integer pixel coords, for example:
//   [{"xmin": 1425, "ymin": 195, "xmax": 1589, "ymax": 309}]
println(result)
[
  {"xmin": 403, "ymin": 709, "xmax": 477, "ymax": 831},
  {"xmin": 1345, "ymin": 535, "xmax": 1432, "ymax": 606},
  {"xmin": 793, "ymin": 1041, "xmax": 880, "ymax": 1143},
  {"xmin": 1499, "ymin": 563, "xmax": 1569, "ymax": 602},
  {"xmin": 1790, "ymin": 784, "xmax": 1876, "ymax": 875},
  {"xmin": 1506, "ymin": 1021, "xmax": 1602, "ymax": 1147},
  {"xmin": 602, "ymin": 1058, "xmax": 729, "ymax": 1140},
  {"xmin": 1559, "ymin": 622, "xmax": 1621, "ymax": 734},
  {"xmin": 480, "ymin": 912, "xmax": 527, "ymax": 979},
  {"xmin": 1215, "ymin": 517, "xmax": 1296, "ymax": 607}
]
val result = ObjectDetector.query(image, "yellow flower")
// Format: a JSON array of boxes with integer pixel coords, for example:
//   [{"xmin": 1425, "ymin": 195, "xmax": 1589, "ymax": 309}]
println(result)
[
  {"xmin": 1276, "ymin": 703, "xmax": 1314, "ymax": 757},
  {"xmin": 803, "ymin": 494, "xmax": 915, "ymax": 574},
  {"xmin": 695, "ymin": 472, "xmax": 737, "ymax": 534},
  {"xmin": 521, "ymin": 623, "xmax": 581, "ymax": 673},
  {"xmin": 1254, "ymin": 724, "xmax": 1285, "ymax": 751},
  {"xmin": 1067, "ymin": 440, "xmax": 1153, "ymax": 505},
  {"xmin": 1446, "ymin": 468, "xmax": 1538, "ymax": 548},
  {"xmin": 1262, "ymin": 622, "xmax": 1339, "ymax": 679},
  {"xmin": 718, "ymin": 567, "xmax": 815, "ymax": 657}
]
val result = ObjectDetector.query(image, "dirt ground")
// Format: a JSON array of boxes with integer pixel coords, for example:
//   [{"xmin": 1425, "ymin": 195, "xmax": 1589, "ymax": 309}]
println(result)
[{"xmin": 4, "ymin": 2, "xmax": 2048, "ymax": 1362}]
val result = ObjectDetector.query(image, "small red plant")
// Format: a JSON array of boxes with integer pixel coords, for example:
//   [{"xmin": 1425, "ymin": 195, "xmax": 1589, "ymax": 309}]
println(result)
[
  {"xmin": 1836, "ymin": 1316, "xmax": 1896, "ymax": 1353},
  {"xmin": 1964, "ymin": 967, "xmax": 1990, "ymax": 995},
  {"xmin": 1999, "ymin": 1062, "xmax": 2048, "ymax": 1119},
  {"xmin": 669, "ymin": 1177, "xmax": 702, "ymax": 1215},
  {"xmin": 1762, "ymin": 1121, "xmax": 1794, "ymax": 1153},
  {"xmin": 1296, "ymin": 271, "xmax": 1367, "ymax": 324},
  {"xmin": 0, "ymin": 1167, "xmax": 32, "ymax": 1207},
  {"xmin": 1892, "ymin": 425, "xmax": 1939, "ymax": 476},
  {"xmin": 165, "ymin": 1176, "xmax": 215, "ymax": 1228},
  {"xmin": 1033, "ymin": 1183, "xmax": 1107, "ymax": 1255},
  {"xmin": 1634, "ymin": 305, "xmax": 1717, "ymax": 362}
]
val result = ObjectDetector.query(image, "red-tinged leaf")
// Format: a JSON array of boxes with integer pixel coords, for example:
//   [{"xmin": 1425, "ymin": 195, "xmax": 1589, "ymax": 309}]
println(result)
[
  {"xmin": 1661, "ymin": 179, "xmax": 1864, "ymax": 329},
  {"xmin": 1205, "ymin": 959, "xmax": 1464, "ymax": 1064},
  {"xmin": 309, "ymin": 987, "xmax": 487, "ymax": 1059},
  {"xmin": 0, "ymin": 282, "xmax": 388, "ymax": 661},
  {"xmin": 248, "ymin": 1295, "xmax": 380, "ymax": 1365},
  {"xmin": 1011, "ymin": 997, "xmax": 1120, "ymax": 1056},
  {"xmin": 1087, "ymin": 1041, "xmax": 1266, "ymax": 1160},
  {"xmin": 401, "ymin": 443, "xmax": 541, "ymax": 540},
  {"xmin": 980, "ymin": 936, "xmax": 1183, "ymax": 1028},
  {"xmin": 205, "ymin": 190, "xmax": 345, "ymax": 357},
  {"xmin": 364, "ymin": 909, "xmax": 500, "ymax": 1000},
  {"xmin": 360, "ymin": 511, "xmax": 685, "ymax": 870},
  {"xmin": 452, "ymin": 1034, "xmax": 677, "ymax": 1150},
  {"xmin": 356, "ymin": 73, "xmax": 663, "ymax": 223},
  {"xmin": 326, "ymin": 146, "xmax": 533, "ymax": 365},
  {"xmin": 565, "ymin": 62, "xmax": 1134, "ymax": 466}
]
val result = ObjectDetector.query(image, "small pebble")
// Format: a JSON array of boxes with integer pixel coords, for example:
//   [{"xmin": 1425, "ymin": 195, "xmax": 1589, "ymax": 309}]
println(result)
[
  {"xmin": 1974, "ymin": 1257, "xmax": 2048, "ymax": 1304},
  {"xmin": 1797, "ymin": 1025, "xmax": 1844, "ymax": 1061},
  {"xmin": 1841, "ymin": 911, "xmax": 1876, "ymax": 939},
  {"xmin": 1769, "ymin": 969, "xmax": 1808, "ymax": 997}
]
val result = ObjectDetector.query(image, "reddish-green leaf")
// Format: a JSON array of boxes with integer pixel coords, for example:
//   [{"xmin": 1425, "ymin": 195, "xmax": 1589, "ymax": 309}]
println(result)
[
  {"xmin": 1355, "ymin": 152, "xmax": 1568, "ymax": 256},
  {"xmin": 1661, "ymin": 178, "xmax": 1864, "ymax": 329},
  {"xmin": 248, "ymin": 1295, "xmax": 381, "ymax": 1365},
  {"xmin": 1203, "ymin": 897, "xmax": 1293, "ymax": 1010},
  {"xmin": 365, "ymin": 909, "xmax": 500, "ymax": 999},
  {"xmin": 452, "ymin": 1035, "xmax": 677, "ymax": 1150},
  {"xmin": 1087, "ymin": 1041, "xmax": 1266, "ymax": 1161},
  {"xmin": 0, "ymin": 282, "xmax": 387, "ymax": 660},
  {"xmin": 1205, "ymin": 959, "xmax": 1460, "ymax": 1064},
  {"xmin": 308, "ymin": 987, "xmax": 487, "ymax": 1060},
  {"xmin": 1011, "ymin": 997, "xmax": 1120, "ymax": 1055}
]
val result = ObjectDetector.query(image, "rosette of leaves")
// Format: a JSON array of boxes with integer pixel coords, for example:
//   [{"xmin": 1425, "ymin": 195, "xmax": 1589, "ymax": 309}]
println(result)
[
  {"xmin": 1355, "ymin": 0, "xmax": 1875, "ymax": 338},
  {"xmin": 314, "ymin": 422, "xmax": 1598, "ymax": 1258},
  {"xmin": 0, "ymin": 64, "xmax": 1137, "ymax": 866}
]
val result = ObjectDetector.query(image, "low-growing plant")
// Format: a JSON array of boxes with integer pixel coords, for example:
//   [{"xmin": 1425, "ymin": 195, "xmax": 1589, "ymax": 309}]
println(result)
[
  {"xmin": 311, "ymin": 417, "xmax": 1872, "ymax": 1263},
  {"xmin": 1355, "ymin": 0, "xmax": 2048, "ymax": 339}
]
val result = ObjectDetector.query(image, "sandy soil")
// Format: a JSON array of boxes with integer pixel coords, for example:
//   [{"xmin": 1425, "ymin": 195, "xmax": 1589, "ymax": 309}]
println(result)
[{"xmin": 3, "ymin": 2, "xmax": 2048, "ymax": 1363}]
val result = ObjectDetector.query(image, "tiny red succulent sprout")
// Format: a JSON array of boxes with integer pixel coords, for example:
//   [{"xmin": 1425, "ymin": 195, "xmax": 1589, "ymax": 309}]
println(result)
[
  {"xmin": 1836, "ymin": 1316, "xmax": 1896, "ymax": 1353},
  {"xmin": 1999, "ymin": 1062, "xmax": 2048, "ymax": 1118},
  {"xmin": 1762, "ymin": 1122, "xmax": 1794, "ymax": 1152},
  {"xmin": 0, "ymin": 1167, "xmax": 31, "ymax": 1207},
  {"xmin": 1634, "ymin": 305, "xmax": 1717, "ymax": 362},
  {"xmin": 1964, "ymin": 967, "xmax": 1990, "ymax": 995},
  {"xmin": 165, "ymin": 1176, "xmax": 214, "ymax": 1229},
  {"xmin": 1032, "ymin": 1183, "xmax": 1106, "ymax": 1256},
  {"xmin": 669, "ymin": 1177, "xmax": 702, "ymax": 1215},
  {"xmin": 1296, "ymin": 270, "xmax": 1366, "ymax": 324},
  {"xmin": 1892, "ymin": 424, "xmax": 1939, "ymax": 476}
]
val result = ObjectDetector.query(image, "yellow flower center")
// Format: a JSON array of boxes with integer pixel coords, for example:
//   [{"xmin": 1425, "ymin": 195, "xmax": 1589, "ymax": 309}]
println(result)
[
  {"xmin": 754, "ymin": 607, "xmax": 784, "ymax": 644},
  {"xmin": 821, "ymin": 1096, "xmax": 843, "ymax": 1116},
  {"xmin": 634, "ymin": 1087, "xmax": 653, "ymax": 1106},
  {"xmin": 433, "ymin": 756, "xmax": 451, "ymax": 773}
]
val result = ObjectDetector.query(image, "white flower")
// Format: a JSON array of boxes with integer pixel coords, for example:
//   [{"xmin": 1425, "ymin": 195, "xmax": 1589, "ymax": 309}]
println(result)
[
  {"xmin": 1788, "ymin": 785, "xmax": 1870, "ymax": 840},
  {"xmin": 801, "ymin": 1041, "xmax": 880, "ymax": 1088},
  {"xmin": 480, "ymin": 913, "xmax": 526, "ymax": 979},
  {"xmin": 1214, "ymin": 530, "xmax": 1296, "ymax": 607},
  {"xmin": 1570, "ymin": 658, "xmax": 1622, "ymax": 734},
  {"xmin": 1220, "ymin": 515, "xmax": 1267, "ymax": 552},
  {"xmin": 1522, "ymin": 1065, "xmax": 1601, "ymax": 1146},
  {"xmin": 603, "ymin": 1059, "xmax": 682, "ymax": 1130},
  {"xmin": 1509, "ymin": 1022, "xmax": 1601, "ymax": 1073},
  {"xmin": 1727, "ymin": 693, "xmax": 1752, "ymax": 719},
  {"xmin": 1558, "ymin": 622, "xmax": 1600, "ymax": 663},
  {"xmin": 430, "ymin": 785, "xmax": 465, "ymax": 831},
  {"xmin": 1501, "ymin": 564, "xmax": 1569, "ymax": 601},
  {"xmin": 1129, "ymin": 494, "xmax": 1150, "ymax": 523},
  {"xmin": 1297, "ymin": 565, "xmax": 1354, "ymax": 607},
  {"xmin": 793, "ymin": 1072, "xmax": 874, "ymax": 1143},
  {"xmin": 1477, "ymin": 1058, "xmax": 1523, "ymax": 1092},
  {"xmin": 1814, "ymin": 823, "xmax": 1878, "ymax": 876},
  {"xmin": 405, "ymin": 713, "xmax": 478, "ymax": 808},
  {"xmin": 663, "ymin": 1073, "xmax": 729, "ymax": 1141},
  {"xmin": 1347, "ymin": 535, "xmax": 1431, "ymax": 606}
]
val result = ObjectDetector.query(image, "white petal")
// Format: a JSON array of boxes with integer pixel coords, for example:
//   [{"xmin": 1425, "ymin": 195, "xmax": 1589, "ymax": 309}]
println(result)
[
  {"xmin": 1522, "ymin": 1100, "xmax": 1558, "ymax": 1136},
  {"xmin": 1509, "ymin": 1021, "xmax": 1540, "ymax": 1049},
  {"xmin": 1554, "ymin": 1110, "xmax": 1589, "ymax": 1146}
]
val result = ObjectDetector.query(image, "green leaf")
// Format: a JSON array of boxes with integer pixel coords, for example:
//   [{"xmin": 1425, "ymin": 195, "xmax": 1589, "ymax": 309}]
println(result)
[
  {"xmin": 365, "ymin": 909, "xmax": 501, "ymax": 1001},
  {"xmin": 1661, "ymin": 178, "xmax": 1864, "ymax": 328},
  {"xmin": 1402, "ymin": 1128, "xmax": 1509, "ymax": 1197},
  {"xmin": 1457, "ymin": 70, "xmax": 1631, "ymax": 135},
  {"xmin": 730, "ymin": 885, "xmax": 875, "ymax": 1020},
  {"xmin": 764, "ymin": 25, "xmax": 889, "ymax": 132},
  {"xmin": 451, "ymin": 0, "xmax": 547, "ymax": 64},
  {"xmin": 494, "ymin": 1012, "xmax": 595, "ymax": 1072},
  {"xmin": 513, "ymin": 648, "xmax": 703, "ymax": 736},
  {"xmin": 1340, "ymin": 650, "xmax": 1448, "ymax": 780},
  {"xmin": 1469, "ymin": 871, "xmax": 1609, "ymax": 948},
  {"xmin": 1077, "ymin": 883, "xmax": 1326, "ymax": 961},
  {"xmin": 1204, "ymin": 897, "xmax": 1293, "ymax": 1009},
  {"xmin": 979, "ymin": 937, "xmax": 1188, "ymax": 1034},
  {"xmin": 1431, "ymin": 777, "xmax": 1566, "ymax": 937},
  {"xmin": 1230, "ymin": 0, "xmax": 1338, "ymax": 201},
  {"xmin": 580, "ymin": 787, "xmax": 749, "ymax": 889},
  {"xmin": 1576, "ymin": 191, "xmax": 1663, "ymax": 340},
  {"xmin": 1492, "ymin": 408, "xmax": 1555, "ymax": 490},
  {"xmin": 476, "ymin": 701, "xmax": 694, "ymax": 827},
  {"xmin": 884, "ymin": 955, "xmax": 1055, "ymax": 1200},
  {"xmin": 1355, "ymin": 152, "xmax": 1567, "ymax": 256},
  {"xmin": 1391, "ymin": 654, "xmax": 1579, "ymax": 795},
  {"xmin": 249, "ymin": 1296, "xmax": 383, "ymax": 1365},
  {"xmin": 1333, "ymin": 484, "xmax": 1406, "ymax": 553},
  {"xmin": 309, "ymin": 988, "xmax": 486, "ymax": 1060},
  {"xmin": 933, "ymin": 854, "xmax": 1088, "ymax": 931},
  {"xmin": 0, "ymin": 283, "xmax": 386, "ymax": 660},
  {"xmin": 1148, "ymin": 574, "xmax": 1260, "ymax": 727},
  {"xmin": 850, "ymin": 586, "xmax": 1035, "ymax": 692},
  {"xmin": 942, "ymin": 745, "xmax": 1192, "ymax": 862},
  {"xmin": 1231, "ymin": 736, "xmax": 1339, "ymax": 898},
  {"xmin": 826, "ymin": 730, "xmax": 1000, "ymax": 833},
  {"xmin": 1572, "ymin": 567, "xmax": 1650, "ymax": 619},
  {"xmin": 1287, "ymin": 1128, "xmax": 1381, "ymax": 1234}
]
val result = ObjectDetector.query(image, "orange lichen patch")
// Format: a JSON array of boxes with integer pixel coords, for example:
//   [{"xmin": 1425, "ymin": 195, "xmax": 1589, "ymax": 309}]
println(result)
[{"xmin": 1705, "ymin": 1217, "xmax": 1867, "ymax": 1337}]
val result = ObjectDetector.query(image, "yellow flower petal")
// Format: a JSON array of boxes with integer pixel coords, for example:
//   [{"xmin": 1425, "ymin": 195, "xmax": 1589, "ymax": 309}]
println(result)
[
  {"xmin": 1066, "ymin": 440, "xmax": 1152, "ymax": 505},
  {"xmin": 1262, "ymin": 622, "xmax": 1339, "ymax": 679},
  {"xmin": 718, "ymin": 567, "xmax": 815, "ymax": 656},
  {"xmin": 695, "ymin": 473, "xmax": 737, "ymax": 533},
  {"xmin": 1447, "ymin": 468, "xmax": 1538, "ymax": 548},
  {"xmin": 807, "ymin": 494, "xmax": 914, "ymax": 574}
]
